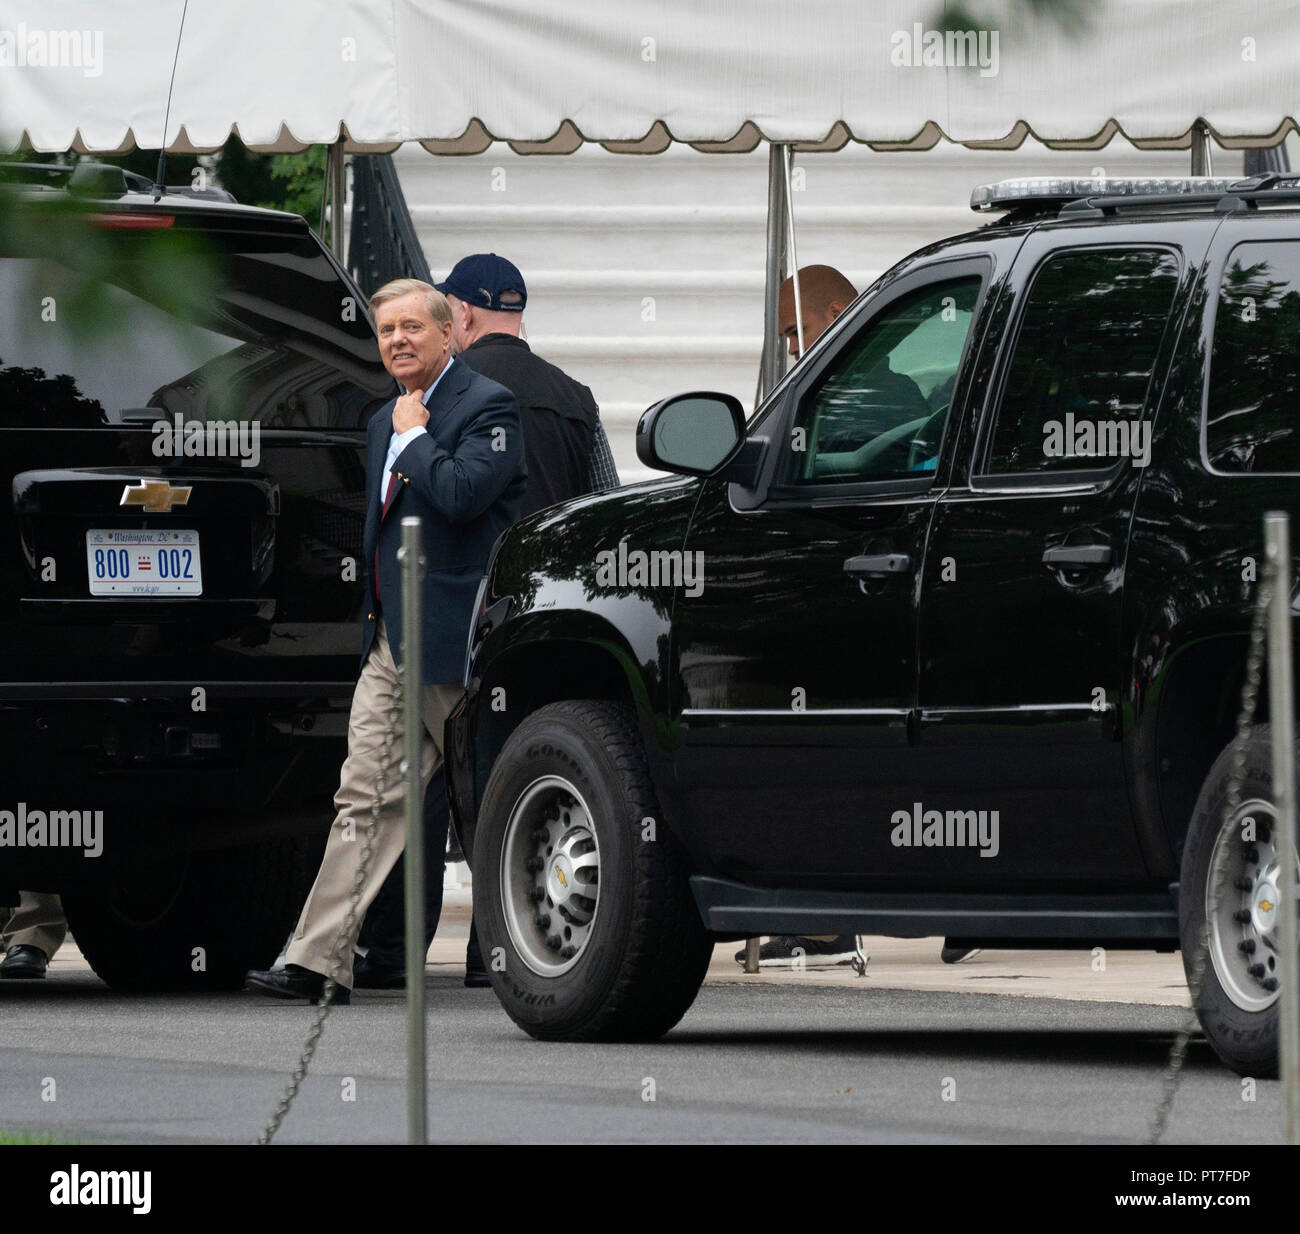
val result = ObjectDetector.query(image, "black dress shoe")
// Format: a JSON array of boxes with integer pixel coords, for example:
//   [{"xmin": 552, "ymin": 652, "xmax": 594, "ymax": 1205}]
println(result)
[
  {"xmin": 464, "ymin": 966, "xmax": 492, "ymax": 989},
  {"xmin": 464, "ymin": 926, "xmax": 491, "ymax": 987},
  {"xmin": 0, "ymin": 944, "xmax": 49, "ymax": 979},
  {"xmin": 353, "ymin": 953, "xmax": 405, "ymax": 989},
  {"xmin": 245, "ymin": 964, "xmax": 350, "ymax": 1004}
]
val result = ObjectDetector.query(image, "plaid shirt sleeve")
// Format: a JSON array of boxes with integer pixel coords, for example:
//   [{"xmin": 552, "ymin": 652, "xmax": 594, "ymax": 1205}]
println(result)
[{"xmin": 587, "ymin": 419, "xmax": 621, "ymax": 492}]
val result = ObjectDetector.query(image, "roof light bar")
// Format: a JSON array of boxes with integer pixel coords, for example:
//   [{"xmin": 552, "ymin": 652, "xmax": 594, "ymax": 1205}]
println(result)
[{"xmin": 971, "ymin": 176, "xmax": 1247, "ymax": 212}]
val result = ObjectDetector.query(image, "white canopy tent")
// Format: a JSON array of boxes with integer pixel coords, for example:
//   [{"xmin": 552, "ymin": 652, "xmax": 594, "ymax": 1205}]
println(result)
[
  {"xmin": 3, "ymin": 0, "xmax": 1297, "ymax": 154},
  {"xmin": 3, "ymin": 0, "xmax": 1297, "ymax": 389}
]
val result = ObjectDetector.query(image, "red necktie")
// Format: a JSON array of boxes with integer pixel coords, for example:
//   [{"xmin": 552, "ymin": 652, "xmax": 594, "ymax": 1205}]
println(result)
[
  {"xmin": 382, "ymin": 470, "xmax": 400, "ymax": 517},
  {"xmin": 374, "ymin": 471, "xmax": 400, "ymax": 609}
]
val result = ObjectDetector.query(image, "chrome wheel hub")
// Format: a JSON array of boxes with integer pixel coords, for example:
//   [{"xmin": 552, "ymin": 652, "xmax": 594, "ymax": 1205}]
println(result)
[
  {"xmin": 501, "ymin": 776, "xmax": 601, "ymax": 977},
  {"xmin": 1206, "ymin": 799, "xmax": 1296, "ymax": 1013}
]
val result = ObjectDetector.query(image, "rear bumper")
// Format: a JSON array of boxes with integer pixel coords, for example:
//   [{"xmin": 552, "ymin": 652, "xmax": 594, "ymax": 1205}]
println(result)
[{"xmin": 0, "ymin": 683, "xmax": 352, "ymax": 818}]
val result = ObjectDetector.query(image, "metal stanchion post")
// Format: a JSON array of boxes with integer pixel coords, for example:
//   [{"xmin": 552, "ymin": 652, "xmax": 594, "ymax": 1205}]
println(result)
[
  {"xmin": 1264, "ymin": 511, "xmax": 1299, "ymax": 1144},
  {"xmin": 399, "ymin": 517, "xmax": 427, "ymax": 1146},
  {"xmin": 743, "ymin": 937, "xmax": 759, "ymax": 974}
]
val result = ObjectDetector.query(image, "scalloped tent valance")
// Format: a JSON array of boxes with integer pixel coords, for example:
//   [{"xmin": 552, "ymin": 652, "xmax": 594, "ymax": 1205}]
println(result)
[{"xmin": 2, "ymin": 0, "xmax": 1294, "ymax": 156}]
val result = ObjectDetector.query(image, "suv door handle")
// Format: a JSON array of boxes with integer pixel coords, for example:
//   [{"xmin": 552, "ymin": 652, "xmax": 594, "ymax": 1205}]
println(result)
[
  {"xmin": 1041, "ymin": 545, "xmax": 1111, "ymax": 568},
  {"xmin": 843, "ymin": 553, "xmax": 912, "ymax": 578}
]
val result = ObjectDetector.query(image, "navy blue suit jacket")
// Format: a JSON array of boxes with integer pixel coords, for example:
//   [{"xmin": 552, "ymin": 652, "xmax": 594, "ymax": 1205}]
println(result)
[{"xmin": 362, "ymin": 357, "xmax": 526, "ymax": 684}]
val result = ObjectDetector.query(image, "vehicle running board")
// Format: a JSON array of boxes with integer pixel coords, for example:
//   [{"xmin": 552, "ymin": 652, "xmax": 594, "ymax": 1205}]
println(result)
[{"xmin": 689, "ymin": 876, "xmax": 1179, "ymax": 942}]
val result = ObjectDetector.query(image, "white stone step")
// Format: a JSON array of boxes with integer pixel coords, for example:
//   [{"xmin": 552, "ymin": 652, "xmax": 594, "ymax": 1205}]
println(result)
[
  {"xmin": 519, "ymin": 339, "xmax": 757, "ymax": 419},
  {"xmin": 415, "ymin": 205, "xmax": 974, "ymax": 278},
  {"xmin": 518, "ymin": 269, "xmax": 892, "ymax": 339},
  {"xmin": 393, "ymin": 138, "xmax": 1199, "ymax": 208}
]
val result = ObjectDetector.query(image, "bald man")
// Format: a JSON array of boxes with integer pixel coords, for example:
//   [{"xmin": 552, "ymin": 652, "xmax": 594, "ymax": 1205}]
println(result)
[{"xmin": 777, "ymin": 265, "xmax": 858, "ymax": 360}]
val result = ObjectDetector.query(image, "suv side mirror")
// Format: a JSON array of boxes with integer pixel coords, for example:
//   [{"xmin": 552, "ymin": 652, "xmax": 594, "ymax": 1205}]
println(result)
[{"xmin": 635, "ymin": 391, "xmax": 745, "ymax": 477}]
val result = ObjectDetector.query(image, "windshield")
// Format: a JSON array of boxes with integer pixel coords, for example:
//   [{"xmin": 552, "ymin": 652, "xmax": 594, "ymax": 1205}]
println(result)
[{"xmin": 0, "ymin": 208, "xmax": 394, "ymax": 430}]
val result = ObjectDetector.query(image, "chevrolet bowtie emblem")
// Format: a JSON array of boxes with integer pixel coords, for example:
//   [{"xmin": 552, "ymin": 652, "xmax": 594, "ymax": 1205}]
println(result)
[
  {"xmin": 555, "ymin": 867, "xmax": 568, "ymax": 888},
  {"xmin": 120, "ymin": 480, "xmax": 192, "ymax": 513},
  {"xmin": 1260, "ymin": 899, "xmax": 1274, "ymax": 913}
]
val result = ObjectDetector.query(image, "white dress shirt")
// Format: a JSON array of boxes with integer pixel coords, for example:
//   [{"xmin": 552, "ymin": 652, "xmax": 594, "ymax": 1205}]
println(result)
[{"xmin": 381, "ymin": 357, "xmax": 453, "ymax": 506}]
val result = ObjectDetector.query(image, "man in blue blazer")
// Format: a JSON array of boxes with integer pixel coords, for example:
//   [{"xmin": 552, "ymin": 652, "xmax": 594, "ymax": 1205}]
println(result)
[{"xmin": 247, "ymin": 279, "xmax": 525, "ymax": 1002}]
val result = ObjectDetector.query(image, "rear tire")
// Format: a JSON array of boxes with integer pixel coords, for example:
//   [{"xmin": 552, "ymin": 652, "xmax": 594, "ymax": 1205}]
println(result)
[
  {"xmin": 1180, "ymin": 726, "xmax": 1295, "ymax": 1076},
  {"xmin": 474, "ymin": 700, "xmax": 712, "ymax": 1041},
  {"xmin": 64, "ymin": 833, "xmax": 322, "ymax": 992}
]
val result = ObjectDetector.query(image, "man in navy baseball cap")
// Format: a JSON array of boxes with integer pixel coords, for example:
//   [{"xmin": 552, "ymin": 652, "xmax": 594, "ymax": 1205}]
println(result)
[{"xmin": 435, "ymin": 253, "xmax": 527, "ymax": 313}]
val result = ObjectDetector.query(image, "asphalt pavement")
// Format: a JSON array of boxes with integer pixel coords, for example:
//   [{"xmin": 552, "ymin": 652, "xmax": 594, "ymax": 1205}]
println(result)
[{"xmin": 0, "ymin": 889, "xmax": 1283, "ymax": 1144}]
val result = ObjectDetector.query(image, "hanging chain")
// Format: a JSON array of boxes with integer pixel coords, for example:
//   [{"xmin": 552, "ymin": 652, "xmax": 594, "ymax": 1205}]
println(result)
[
  {"xmin": 257, "ymin": 677, "xmax": 404, "ymax": 1144},
  {"xmin": 1147, "ymin": 554, "xmax": 1274, "ymax": 1143}
]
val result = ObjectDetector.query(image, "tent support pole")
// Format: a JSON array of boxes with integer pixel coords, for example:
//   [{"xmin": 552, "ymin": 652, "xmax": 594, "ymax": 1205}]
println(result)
[
  {"xmin": 757, "ymin": 143, "xmax": 790, "ymax": 405},
  {"xmin": 782, "ymin": 146, "xmax": 805, "ymax": 361},
  {"xmin": 323, "ymin": 138, "xmax": 347, "ymax": 260},
  {"xmin": 1190, "ymin": 120, "xmax": 1213, "ymax": 176}
]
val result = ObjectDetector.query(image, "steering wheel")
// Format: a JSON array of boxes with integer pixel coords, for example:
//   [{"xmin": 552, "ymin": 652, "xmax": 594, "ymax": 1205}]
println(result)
[{"xmin": 906, "ymin": 406, "xmax": 948, "ymax": 471}]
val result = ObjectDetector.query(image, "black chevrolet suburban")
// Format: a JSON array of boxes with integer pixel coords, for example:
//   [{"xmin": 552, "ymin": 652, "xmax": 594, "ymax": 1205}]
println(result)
[
  {"xmin": 0, "ymin": 162, "xmax": 394, "ymax": 988},
  {"xmin": 449, "ymin": 173, "xmax": 1300, "ymax": 1074}
]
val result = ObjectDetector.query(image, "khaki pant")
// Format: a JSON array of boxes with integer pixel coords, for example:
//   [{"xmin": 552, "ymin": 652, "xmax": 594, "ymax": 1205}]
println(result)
[
  {"xmin": 3, "ymin": 890, "xmax": 66, "ymax": 958},
  {"xmin": 285, "ymin": 619, "xmax": 461, "ymax": 988}
]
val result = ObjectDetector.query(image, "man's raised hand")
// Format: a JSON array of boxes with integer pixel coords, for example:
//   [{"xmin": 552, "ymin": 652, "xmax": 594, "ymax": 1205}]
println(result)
[{"xmin": 393, "ymin": 389, "xmax": 429, "ymax": 433}]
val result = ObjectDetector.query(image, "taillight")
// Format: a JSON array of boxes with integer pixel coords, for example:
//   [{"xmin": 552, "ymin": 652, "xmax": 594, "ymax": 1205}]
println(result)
[{"xmin": 87, "ymin": 213, "xmax": 175, "ymax": 229}]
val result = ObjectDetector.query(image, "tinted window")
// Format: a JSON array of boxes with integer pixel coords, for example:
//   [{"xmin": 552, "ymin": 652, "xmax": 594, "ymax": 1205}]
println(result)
[
  {"xmin": 984, "ymin": 248, "xmax": 1179, "ymax": 475},
  {"xmin": 790, "ymin": 275, "xmax": 981, "ymax": 485},
  {"xmin": 1207, "ymin": 240, "xmax": 1300, "ymax": 473},
  {"xmin": 0, "ymin": 210, "xmax": 394, "ymax": 429}
]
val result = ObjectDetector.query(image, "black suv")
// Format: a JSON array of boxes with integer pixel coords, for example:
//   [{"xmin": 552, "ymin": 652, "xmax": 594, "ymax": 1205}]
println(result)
[
  {"xmin": 449, "ymin": 173, "xmax": 1300, "ymax": 1074},
  {"xmin": 1, "ymin": 162, "xmax": 394, "ymax": 987}
]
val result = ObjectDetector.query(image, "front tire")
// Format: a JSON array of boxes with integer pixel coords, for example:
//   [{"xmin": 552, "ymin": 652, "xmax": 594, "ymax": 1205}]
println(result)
[
  {"xmin": 474, "ymin": 700, "xmax": 712, "ymax": 1041},
  {"xmin": 1180, "ymin": 726, "xmax": 1296, "ymax": 1076}
]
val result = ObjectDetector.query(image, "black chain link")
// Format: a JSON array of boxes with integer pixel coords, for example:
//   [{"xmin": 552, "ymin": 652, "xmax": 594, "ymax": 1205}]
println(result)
[
  {"xmin": 257, "ymin": 679, "xmax": 404, "ymax": 1144},
  {"xmin": 1147, "ymin": 555, "xmax": 1274, "ymax": 1143}
]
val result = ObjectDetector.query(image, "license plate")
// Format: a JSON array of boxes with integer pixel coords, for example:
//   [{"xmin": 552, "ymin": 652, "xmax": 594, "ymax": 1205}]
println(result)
[{"xmin": 86, "ymin": 529, "xmax": 202, "ymax": 596}]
